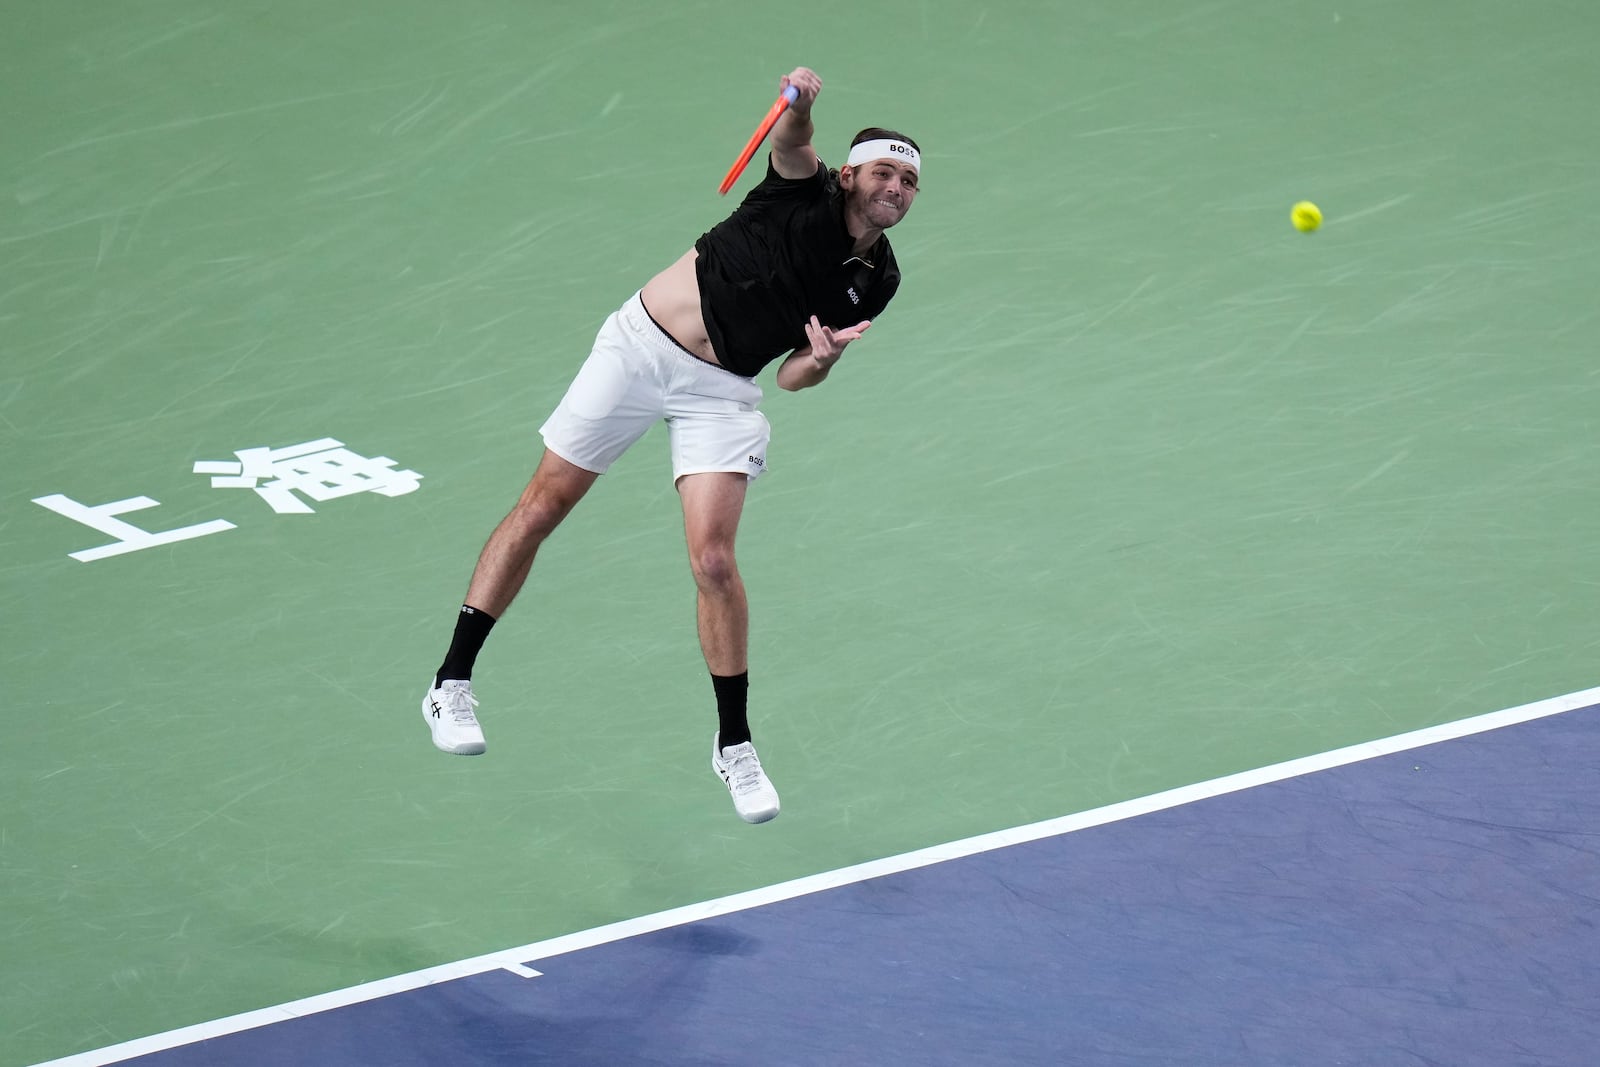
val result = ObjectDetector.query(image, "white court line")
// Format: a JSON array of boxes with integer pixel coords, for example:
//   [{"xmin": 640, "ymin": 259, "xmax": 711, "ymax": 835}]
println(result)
[{"xmin": 33, "ymin": 685, "xmax": 1600, "ymax": 1067}]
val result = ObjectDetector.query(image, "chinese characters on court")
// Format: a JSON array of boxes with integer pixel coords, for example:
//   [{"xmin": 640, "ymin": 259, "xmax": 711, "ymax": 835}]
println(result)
[{"xmin": 32, "ymin": 438, "xmax": 422, "ymax": 562}]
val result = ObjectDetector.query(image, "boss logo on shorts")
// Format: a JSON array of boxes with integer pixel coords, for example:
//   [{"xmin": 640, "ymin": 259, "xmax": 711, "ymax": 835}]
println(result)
[{"xmin": 747, "ymin": 455, "xmax": 765, "ymax": 468}]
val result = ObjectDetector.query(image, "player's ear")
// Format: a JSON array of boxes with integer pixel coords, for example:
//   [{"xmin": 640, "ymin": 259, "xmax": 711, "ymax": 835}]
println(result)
[{"xmin": 838, "ymin": 164, "xmax": 855, "ymax": 189}]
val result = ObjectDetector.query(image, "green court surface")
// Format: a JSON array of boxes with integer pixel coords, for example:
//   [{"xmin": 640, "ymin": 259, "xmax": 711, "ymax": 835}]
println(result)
[{"xmin": 4, "ymin": 2, "xmax": 1597, "ymax": 1063}]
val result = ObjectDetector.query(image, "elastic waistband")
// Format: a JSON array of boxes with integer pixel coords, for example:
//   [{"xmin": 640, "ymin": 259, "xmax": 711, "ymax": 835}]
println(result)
[
  {"xmin": 634, "ymin": 293, "xmax": 698, "ymax": 356},
  {"xmin": 628, "ymin": 292, "xmax": 747, "ymax": 377}
]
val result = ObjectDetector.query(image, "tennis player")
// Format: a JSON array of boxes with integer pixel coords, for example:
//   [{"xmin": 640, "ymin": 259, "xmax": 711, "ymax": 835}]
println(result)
[{"xmin": 420, "ymin": 66, "xmax": 921, "ymax": 823}]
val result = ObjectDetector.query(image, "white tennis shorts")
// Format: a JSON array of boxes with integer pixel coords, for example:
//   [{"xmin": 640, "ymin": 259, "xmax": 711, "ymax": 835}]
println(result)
[{"xmin": 540, "ymin": 292, "xmax": 770, "ymax": 481}]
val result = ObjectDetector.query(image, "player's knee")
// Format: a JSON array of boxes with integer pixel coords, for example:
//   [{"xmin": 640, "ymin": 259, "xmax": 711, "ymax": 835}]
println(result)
[{"xmin": 689, "ymin": 543, "xmax": 740, "ymax": 593}]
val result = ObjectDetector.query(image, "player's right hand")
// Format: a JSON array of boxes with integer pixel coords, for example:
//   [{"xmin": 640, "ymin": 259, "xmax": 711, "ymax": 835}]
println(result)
[{"xmin": 780, "ymin": 68, "xmax": 822, "ymax": 112}]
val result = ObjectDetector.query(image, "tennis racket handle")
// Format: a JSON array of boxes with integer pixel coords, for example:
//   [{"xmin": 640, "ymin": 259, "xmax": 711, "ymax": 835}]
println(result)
[{"xmin": 717, "ymin": 85, "xmax": 804, "ymax": 195}]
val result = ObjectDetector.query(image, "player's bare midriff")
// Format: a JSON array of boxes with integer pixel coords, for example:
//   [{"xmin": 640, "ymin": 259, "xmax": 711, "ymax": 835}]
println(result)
[{"xmin": 639, "ymin": 249, "xmax": 722, "ymax": 366}]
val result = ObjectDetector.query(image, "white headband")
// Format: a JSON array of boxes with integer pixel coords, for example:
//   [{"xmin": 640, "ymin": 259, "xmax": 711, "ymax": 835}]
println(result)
[{"xmin": 846, "ymin": 138, "xmax": 920, "ymax": 173}]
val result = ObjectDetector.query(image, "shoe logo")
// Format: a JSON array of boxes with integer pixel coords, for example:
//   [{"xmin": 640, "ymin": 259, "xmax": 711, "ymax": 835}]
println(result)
[{"xmin": 429, "ymin": 699, "xmax": 442, "ymax": 718}]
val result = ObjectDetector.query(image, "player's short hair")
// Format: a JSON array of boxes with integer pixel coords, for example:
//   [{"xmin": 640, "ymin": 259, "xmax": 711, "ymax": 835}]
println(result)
[{"xmin": 851, "ymin": 128, "xmax": 921, "ymax": 153}]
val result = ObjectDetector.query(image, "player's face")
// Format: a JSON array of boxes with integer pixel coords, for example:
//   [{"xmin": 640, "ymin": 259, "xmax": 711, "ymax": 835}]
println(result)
[{"xmin": 842, "ymin": 159, "xmax": 919, "ymax": 230}]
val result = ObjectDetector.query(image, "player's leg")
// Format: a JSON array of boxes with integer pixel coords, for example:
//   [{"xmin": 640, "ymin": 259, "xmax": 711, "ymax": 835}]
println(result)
[
  {"xmin": 440, "ymin": 450, "xmax": 599, "ymax": 688},
  {"xmin": 677, "ymin": 471, "xmax": 777, "ymax": 823},
  {"xmin": 463, "ymin": 450, "xmax": 599, "ymax": 619},
  {"xmin": 677, "ymin": 470, "xmax": 751, "ymax": 683},
  {"xmin": 423, "ymin": 298, "xmax": 661, "ymax": 755},
  {"xmin": 663, "ymin": 362, "xmax": 770, "ymax": 704},
  {"xmin": 422, "ymin": 451, "xmax": 598, "ymax": 756},
  {"xmin": 666, "ymin": 326, "xmax": 778, "ymax": 814}
]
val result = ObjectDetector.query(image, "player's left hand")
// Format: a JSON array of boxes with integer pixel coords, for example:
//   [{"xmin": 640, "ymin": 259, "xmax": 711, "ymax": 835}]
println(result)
[{"xmin": 804, "ymin": 316, "xmax": 870, "ymax": 369}]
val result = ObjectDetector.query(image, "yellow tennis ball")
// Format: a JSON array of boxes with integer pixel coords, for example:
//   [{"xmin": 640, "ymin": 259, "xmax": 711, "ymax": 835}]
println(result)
[{"xmin": 1291, "ymin": 201, "xmax": 1322, "ymax": 233}]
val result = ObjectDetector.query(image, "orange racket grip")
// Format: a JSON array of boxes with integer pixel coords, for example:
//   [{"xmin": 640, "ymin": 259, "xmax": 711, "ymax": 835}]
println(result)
[{"xmin": 718, "ymin": 85, "xmax": 800, "ymax": 196}]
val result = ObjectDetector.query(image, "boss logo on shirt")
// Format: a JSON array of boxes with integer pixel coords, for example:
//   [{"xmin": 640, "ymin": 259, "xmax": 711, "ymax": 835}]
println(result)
[{"xmin": 847, "ymin": 287, "xmax": 860, "ymax": 305}]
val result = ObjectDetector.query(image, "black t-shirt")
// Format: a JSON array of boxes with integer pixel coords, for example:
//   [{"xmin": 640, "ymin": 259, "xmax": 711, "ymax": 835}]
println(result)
[{"xmin": 693, "ymin": 157, "xmax": 901, "ymax": 378}]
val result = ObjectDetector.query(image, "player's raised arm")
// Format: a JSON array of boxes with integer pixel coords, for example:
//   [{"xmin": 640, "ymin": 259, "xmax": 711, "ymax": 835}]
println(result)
[{"xmin": 769, "ymin": 67, "xmax": 822, "ymax": 179}]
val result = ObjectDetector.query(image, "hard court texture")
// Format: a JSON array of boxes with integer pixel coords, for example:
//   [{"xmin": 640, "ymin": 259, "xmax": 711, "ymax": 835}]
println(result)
[{"xmin": 4, "ymin": 2, "xmax": 1597, "ymax": 1063}]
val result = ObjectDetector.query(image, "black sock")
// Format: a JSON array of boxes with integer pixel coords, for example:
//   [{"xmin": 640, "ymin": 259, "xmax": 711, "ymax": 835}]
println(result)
[
  {"xmin": 435, "ymin": 605, "xmax": 498, "ymax": 687},
  {"xmin": 712, "ymin": 672, "xmax": 750, "ymax": 751}
]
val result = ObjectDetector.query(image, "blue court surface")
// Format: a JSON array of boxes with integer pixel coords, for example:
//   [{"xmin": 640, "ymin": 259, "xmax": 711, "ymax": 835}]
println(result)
[{"xmin": 44, "ymin": 693, "xmax": 1600, "ymax": 1067}]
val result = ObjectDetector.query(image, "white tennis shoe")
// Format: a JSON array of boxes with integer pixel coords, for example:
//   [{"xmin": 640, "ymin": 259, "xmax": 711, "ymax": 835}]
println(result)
[
  {"xmin": 422, "ymin": 679, "xmax": 486, "ymax": 755},
  {"xmin": 712, "ymin": 733, "xmax": 780, "ymax": 824}
]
